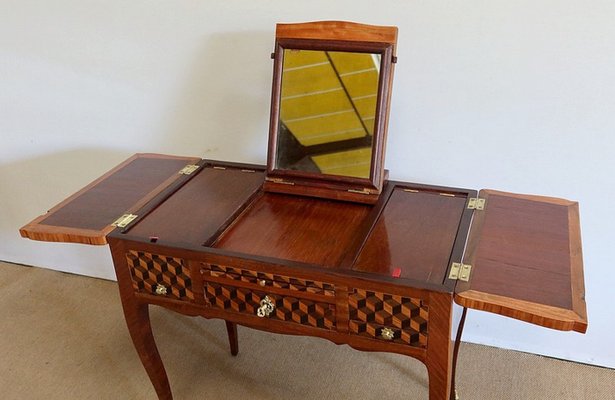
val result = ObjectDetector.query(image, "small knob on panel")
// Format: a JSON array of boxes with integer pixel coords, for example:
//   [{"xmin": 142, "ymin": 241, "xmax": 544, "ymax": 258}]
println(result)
[
  {"xmin": 155, "ymin": 284, "xmax": 168, "ymax": 295},
  {"xmin": 258, "ymin": 279, "xmax": 267, "ymax": 287},
  {"xmin": 381, "ymin": 327, "xmax": 395, "ymax": 340}
]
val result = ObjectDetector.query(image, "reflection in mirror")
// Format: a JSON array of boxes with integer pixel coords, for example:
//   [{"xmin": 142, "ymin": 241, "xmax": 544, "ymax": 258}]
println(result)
[{"xmin": 276, "ymin": 49, "xmax": 381, "ymax": 179}]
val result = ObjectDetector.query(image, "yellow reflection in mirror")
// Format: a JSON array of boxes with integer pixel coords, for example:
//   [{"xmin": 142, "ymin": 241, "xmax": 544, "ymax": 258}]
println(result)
[
  {"xmin": 276, "ymin": 49, "xmax": 380, "ymax": 179},
  {"xmin": 311, "ymin": 147, "xmax": 372, "ymax": 178}
]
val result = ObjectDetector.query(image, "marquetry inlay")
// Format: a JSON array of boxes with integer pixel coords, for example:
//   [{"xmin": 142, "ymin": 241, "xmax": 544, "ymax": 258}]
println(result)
[
  {"xmin": 204, "ymin": 282, "xmax": 336, "ymax": 330},
  {"xmin": 348, "ymin": 289, "xmax": 428, "ymax": 347},
  {"xmin": 126, "ymin": 250, "xmax": 193, "ymax": 301}
]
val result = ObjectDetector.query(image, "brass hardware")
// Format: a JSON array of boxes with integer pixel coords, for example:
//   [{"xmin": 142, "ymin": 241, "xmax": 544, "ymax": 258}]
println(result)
[
  {"xmin": 439, "ymin": 193, "xmax": 455, "ymax": 197},
  {"xmin": 467, "ymin": 197, "xmax": 486, "ymax": 210},
  {"xmin": 111, "ymin": 214, "xmax": 138, "ymax": 228},
  {"xmin": 455, "ymin": 389, "xmax": 460, "ymax": 400},
  {"xmin": 459, "ymin": 264, "xmax": 472, "ymax": 281},
  {"xmin": 213, "ymin": 166, "xmax": 226, "ymax": 170},
  {"xmin": 449, "ymin": 262, "xmax": 472, "ymax": 282},
  {"xmin": 403, "ymin": 189, "xmax": 419, "ymax": 193},
  {"xmin": 347, "ymin": 188, "xmax": 374, "ymax": 195},
  {"xmin": 258, "ymin": 279, "xmax": 267, "ymax": 287},
  {"xmin": 241, "ymin": 169, "xmax": 256, "ymax": 173},
  {"xmin": 179, "ymin": 164, "xmax": 199, "ymax": 175},
  {"xmin": 381, "ymin": 327, "xmax": 395, "ymax": 340},
  {"xmin": 257, "ymin": 296, "xmax": 275, "ymax": 317},
  {"xmin": 449, "ymin": 262, "xmax": 461, "ymax": 280},
  {"xmin": 155, "ymin": 284, "xmax": 167, "ymax": 295},
  {"xmin": 265, "ymin": 177, "xmax": 294, "ymax": 185}
]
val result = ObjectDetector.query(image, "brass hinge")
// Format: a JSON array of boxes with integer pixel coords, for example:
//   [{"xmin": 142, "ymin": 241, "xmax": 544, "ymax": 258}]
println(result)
[
  {"xmin": 111, "ymin": 213, "xmax": 138, "ymax": 228},
  {"xmin": 179, "ymin": 164, "xmax": 199, "ymax": 175},
  {"xmin": 467, "ymin": 197, "xmax": 486, "ymax": 210},
  {"xmin": 448, "ymin": 262, "xmax": 472, "ymax": 282},
  {"xmin": 265, "ymin": 177, "xmax": 294, "ymax": 185},
  {"xmin": 348, "ymin": 188, "xmax": 376, "ymax": 195}
]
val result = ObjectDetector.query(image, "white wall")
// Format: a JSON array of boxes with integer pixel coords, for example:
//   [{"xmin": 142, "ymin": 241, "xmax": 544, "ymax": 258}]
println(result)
[{"xmin": 1, "ymin": 1, "xmax": 613, "ymax": 368}]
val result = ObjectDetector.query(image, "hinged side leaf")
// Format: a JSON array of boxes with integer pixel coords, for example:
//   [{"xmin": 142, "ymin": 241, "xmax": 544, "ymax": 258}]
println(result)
[{"xmin": 454, "ymin": 189, "xmax": 588, "ymax": 333}]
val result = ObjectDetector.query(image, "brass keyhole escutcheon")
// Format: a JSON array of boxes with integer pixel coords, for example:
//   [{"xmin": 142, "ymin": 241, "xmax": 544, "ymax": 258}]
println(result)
[{"xmin": 257, "ymin": 296, "xmax": 275, "ymax": 317}]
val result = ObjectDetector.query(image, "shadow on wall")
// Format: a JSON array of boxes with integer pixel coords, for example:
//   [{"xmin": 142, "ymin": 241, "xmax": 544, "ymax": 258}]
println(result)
[
  {"xmin": 157, "ymin": 31, "xmax": 273, "ymax": 163},
  {"xmin": 0, "ymin": 148, "xmax": 130, "ymax": 245},
  {"xmin": 1, "ymin": 32, "xmax": 274, "ymax": 270},
  {"xmin": 2, "ymin": 32, "xmax": 275, "ymax": 238}
]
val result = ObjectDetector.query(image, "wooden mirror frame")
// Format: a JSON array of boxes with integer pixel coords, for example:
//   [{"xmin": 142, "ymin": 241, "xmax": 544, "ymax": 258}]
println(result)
[{"xmin": 264, "ymin": 21, "xmax": 398, "ymax": 204}]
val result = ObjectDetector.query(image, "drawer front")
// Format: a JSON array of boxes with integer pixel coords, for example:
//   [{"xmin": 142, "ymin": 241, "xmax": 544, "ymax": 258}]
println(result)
[
  {"xmin": 348, "ymin": 289, "xmax": 428, "ymax": 348},
  {"xmin": 126, "ymin": 250, "xmax": 193, "ymax": 301},
  {"xmin": 205, "ymin": 281, "xmax": 336, "ymax": 330},
  {"xmin": 201, "ymin": 263, "xmax": 335, "ymax": 297}
]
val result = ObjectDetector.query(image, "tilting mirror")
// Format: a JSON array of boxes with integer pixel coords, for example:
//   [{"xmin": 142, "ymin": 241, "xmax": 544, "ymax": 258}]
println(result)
[
  {"xmin": 265, "ymin": 21, "xmax": 398, "ymax": 203},
  {"xmin": 277, "ymin": 49, "xmax": 381, "ymax": 179}
]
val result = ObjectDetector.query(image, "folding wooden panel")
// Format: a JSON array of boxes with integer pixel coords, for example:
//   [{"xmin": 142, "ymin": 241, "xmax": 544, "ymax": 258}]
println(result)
[
  {"xmin": 455, "ymin": 189, "xmax": 587, "ymax": 333},
  {"xmin": 20, "ymin": 153, "xmax": 200, "ymax": 245}
]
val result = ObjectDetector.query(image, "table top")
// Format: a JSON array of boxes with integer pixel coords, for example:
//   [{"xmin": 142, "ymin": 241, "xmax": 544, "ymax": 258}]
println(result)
[{"xmin": 20, "ymin": 153, "xmax": 587, "ymax": 333}]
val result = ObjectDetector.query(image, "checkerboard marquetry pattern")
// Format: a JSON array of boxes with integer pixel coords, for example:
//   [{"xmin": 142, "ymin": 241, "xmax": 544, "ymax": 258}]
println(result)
[
  {"xmin": 348, "ymin": 289, "xmax": 428, "ymax": 347},
  {"xmin": 205, "ymin": 282, "xmax": 336, "ymax": 330},
  {"xmin": 126, "ymin": 250, "xmax": 194, "ymax": 301}
]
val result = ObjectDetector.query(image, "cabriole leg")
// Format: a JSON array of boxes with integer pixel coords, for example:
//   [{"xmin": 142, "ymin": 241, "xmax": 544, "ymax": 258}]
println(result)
[
  {"xmin": 122, "ymin": 300, "xmax": 173, "ymax": 400},
  {"xmin": 110, "ymin": 241, "xmax": 173, "ymax": 400}
]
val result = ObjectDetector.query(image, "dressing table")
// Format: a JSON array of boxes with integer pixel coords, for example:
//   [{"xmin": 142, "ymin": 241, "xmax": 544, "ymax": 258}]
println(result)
[{"xmin": 20, "ymin": 21, "xmax": 587, "ymax": 400}]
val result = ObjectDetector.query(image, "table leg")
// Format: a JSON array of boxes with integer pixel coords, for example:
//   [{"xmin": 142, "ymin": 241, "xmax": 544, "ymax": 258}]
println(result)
[
  {"xmin": 110, "ymin": 242, "xmax": 173, "ymax": 400},
  {"xmin": 121, "ymin": 300, "xmax": 173, "ymax": 400},
  {"xmin": 225, "ymin": 320, "xmax": 239, "ymax": 356},
  {"xmin": 426, "ymin": 292, "xmax": 454, "ymax": 400},
  {"xmin": 450, "ymin": 307, "xmax": 468, "ymax": 400}
]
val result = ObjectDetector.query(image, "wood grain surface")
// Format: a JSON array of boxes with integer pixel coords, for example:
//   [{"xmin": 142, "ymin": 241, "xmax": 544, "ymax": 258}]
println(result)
[
  {"xmin": 20, "ymin": 153, "xmax": 200, "ymax": 245},
  {"xmin": 276, "ymin": 21, "xmax": 398, "ymax": 44},
  {"xmin": 455, "ymin": 189, "xmax": 587, "ymax": 333},
  {"xmin": 126, "ymin": 166, "xmax": 264, "ymax": 246},
  {"xmin": 353, "ymin": 188, "xmax": 467, "ymax": 284},
  {"xmin": 214, "ymin": 192, "xmax": 371, "ymax": 267}
]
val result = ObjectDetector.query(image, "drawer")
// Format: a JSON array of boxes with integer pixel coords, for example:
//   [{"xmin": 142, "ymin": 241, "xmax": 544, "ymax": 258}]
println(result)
[
  {"xmin": 204, "ymin": 281, "xmax": 336, "ymax": 330},
  {"xmin": 126, "ymin": 250, "xmax": 194, "ymax": 301},
  {"xmin": 201, "ymin": 263, "xmax": 335, "ymax": 297},
  {"xmin": 348, "ymin": 289, "xmax": 428, "ymax": 348}
]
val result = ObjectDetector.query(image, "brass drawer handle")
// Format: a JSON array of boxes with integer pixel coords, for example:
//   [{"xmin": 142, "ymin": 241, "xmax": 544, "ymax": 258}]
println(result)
[
  {"xmin": 381, "ymin": 327, "xmax": 395, "ymax": 340},
  {"xmin": 258, "ymin": 279, "xmax": 267, "ymax": 287},
  {"xmin": 257, "ymin": 296, "xmax": 275, "ymax": 317},
  {"xmin": 155, "ymin": 284, "xmax": 168, "ymax": 295}
]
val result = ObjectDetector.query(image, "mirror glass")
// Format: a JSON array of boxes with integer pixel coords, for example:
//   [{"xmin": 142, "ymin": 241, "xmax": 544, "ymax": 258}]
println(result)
[{"xmin": 275, "ymin": 49, "xmax": 381, "ymax": 179}]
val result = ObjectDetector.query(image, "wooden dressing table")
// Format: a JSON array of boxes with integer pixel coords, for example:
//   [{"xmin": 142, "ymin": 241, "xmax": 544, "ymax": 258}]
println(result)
[{"xmin": 20, "ymin": 22, "xmax": 587, "ymax": 400}]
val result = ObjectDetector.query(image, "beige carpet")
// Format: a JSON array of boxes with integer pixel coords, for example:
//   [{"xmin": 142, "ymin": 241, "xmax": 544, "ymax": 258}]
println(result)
[{"xmin": 1, "ymin": 261, "xmax": 612, "ymax": 400}]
